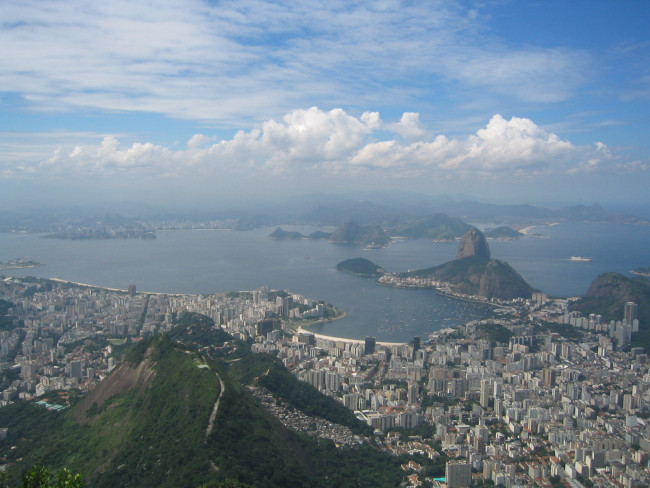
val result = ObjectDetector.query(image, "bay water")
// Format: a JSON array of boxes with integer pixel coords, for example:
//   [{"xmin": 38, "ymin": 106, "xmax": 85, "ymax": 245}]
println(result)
[{"xmin": 0, "ymin": 222, "xmax": 648, "ymax": 342}]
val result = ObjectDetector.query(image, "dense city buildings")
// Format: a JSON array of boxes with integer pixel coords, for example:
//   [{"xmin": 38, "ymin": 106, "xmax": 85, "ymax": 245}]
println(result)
[{"xmin": 1, "ymin": 276, "xmax": 649, "ymax": 487}]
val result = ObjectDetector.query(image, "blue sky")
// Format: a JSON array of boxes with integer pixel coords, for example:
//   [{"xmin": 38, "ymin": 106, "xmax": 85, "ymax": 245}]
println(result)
[{"xmin": 1, "ymin": 0, "xmax": 649, "ymax": 209}]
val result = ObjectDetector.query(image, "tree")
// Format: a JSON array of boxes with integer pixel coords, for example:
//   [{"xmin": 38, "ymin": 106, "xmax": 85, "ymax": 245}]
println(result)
[{"xmin": 20, "ymin": 466, "xmax": 83, "ymax": 488}]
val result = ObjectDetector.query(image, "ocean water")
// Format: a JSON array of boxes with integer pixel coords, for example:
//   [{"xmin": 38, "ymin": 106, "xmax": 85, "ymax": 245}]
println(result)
[{"xmin": 0, "ymin": 221, "xmax": 648, "ymax": 342}]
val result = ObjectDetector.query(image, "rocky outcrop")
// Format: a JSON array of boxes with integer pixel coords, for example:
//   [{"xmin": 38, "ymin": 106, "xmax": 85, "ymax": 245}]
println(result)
[
  {"xmin": 73, "ymin": 352, "xmax": 156, "ymax": 424},
  {"xmin": 456, "ymin": 228, "xmax": 491, "ymax": 259},
  {"xmin": 406, "ymin": 256, "xmax": 533, "ymax": 300}
]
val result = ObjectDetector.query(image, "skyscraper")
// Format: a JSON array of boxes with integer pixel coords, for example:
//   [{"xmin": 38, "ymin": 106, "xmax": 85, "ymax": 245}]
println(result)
[
  {"xmin": 412, "ymin": 336, "xmax": 421, "ymax": 360},
  {"xmin": 543, "ymin": 368, "xmax": 557, "ymax": 388},
  {"xmin": 446, "ymin": 460, "xmax": 471, "ymax": 488},
  {"xmin": 364, "ymin": 336, "xmax": 376, "ymax": 355},
  {"xmin": 625, "ymin": 302, "xmax": 638, "ymax": 324},
  {"xmin": 480, "ymin": 378, "xmax": 491, "ymax": 408}
]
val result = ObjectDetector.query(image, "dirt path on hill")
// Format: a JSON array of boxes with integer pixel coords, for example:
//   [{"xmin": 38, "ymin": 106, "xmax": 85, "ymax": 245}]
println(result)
[{"xmin": 204, "ymin": 366, "xmax": 225, "ymax": 443}]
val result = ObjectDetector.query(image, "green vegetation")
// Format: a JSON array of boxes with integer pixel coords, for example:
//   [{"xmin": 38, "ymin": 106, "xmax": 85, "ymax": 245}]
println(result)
[
  {"xmin": 227, "ymin": 352, "xmax": 372, "ymax": 436},
  {"xmin": 267, "ymin": 227, "xmax": 306, "ymax": 240},
  {"xmin": 0, "ymin": 299, "xmax": 16, "ymax": 330},
  {"xmin": 404, "ymin": 256, "xmax": 534, "ymax": 300},
  {"xmin": 534, "ymin": 321, "xmax": 583, "ymax": 339},
  {"xmin": 387, "ymin": 213, "xmax": 471, "ymax": 240},
  {"xmin": 197, "ymin": 481, "xmax": 253, "ymax": 488},
  {"xmin": 484, "ymin": 226, "xmax": 523, "ymax": 239},
  {"xmin": 226, "ymin": 291, "xmax": 252, "ymax": 300},
  {"xmin": 0, "ymin": 335, "xmax": 221, "ymax": 487},
  {"xmin": 18, "ymin": 466, "xmax": 82, "ymax": 488},
  {"xmin": 0, "ymin": 322, "xmax": 408, "ymax": 488},
  {"xmin": 476, "ymin": 323, "xmax": 514, "ymax": 344},
  {"xmin": 267, "ymin": 290, "xmax": 289, "ymax": 300},
  {"xmin": 329, "ymin": 221, "xmax": 391, "ymax": 247},
  {"xmin": 336, "ymin": 258, "xmax": 386, "ymax": 278},
  {"xmin": 572, "ymin": 272, "xmax": 650, "ymax": 350}
]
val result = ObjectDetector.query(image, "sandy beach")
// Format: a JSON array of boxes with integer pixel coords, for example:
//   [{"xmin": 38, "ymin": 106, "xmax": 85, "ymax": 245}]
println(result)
[
  {"xmin": 296, "ymin": 326, "xmax": 406, "ymax": 346},
  {"xmin": 48, "ymin": 278, "xmax": 191, "ymax": 296}
]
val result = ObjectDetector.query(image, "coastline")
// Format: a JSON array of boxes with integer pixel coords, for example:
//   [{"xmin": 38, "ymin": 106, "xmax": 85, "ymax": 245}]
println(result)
[
  {"xmin": 377, "ymin": 279, "xmax": 499, "ymax": 309},
  {"xmin": 40, "ymin": 277, "xmax": 406, "ymax": 345},
  {"xmin": 296, "ymin": 325, "xmax": 406, "ymax": 347},
  {"xmin": 519, "ymin": 222, "xmax": 559, "ymax": 235},
  {"xmin": 631, "ymin": 270, "xmax": 650, "ymax": 277},
  {"xmin": 48, "ymin": 278, "xmax": 192, "ymax": 296}
]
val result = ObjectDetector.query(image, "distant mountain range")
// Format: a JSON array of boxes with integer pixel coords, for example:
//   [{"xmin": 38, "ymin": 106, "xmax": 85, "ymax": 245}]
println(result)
[
  {"xmin": 1, "ymin": 194, "xmax": 646, "ymax": 234},
  {"xmin": 299, "ymin": 198, "xmax": 648, "ymax": 227},
  {"xmin": 328, "ymin": 222, "xmax": 391, "ymax": 248}
]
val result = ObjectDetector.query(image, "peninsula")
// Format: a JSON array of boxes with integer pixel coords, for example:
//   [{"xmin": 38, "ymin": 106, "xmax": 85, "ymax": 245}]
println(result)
[{"xmin": 338, "ymin": 228, "xmax": 534, "ymax": 301}]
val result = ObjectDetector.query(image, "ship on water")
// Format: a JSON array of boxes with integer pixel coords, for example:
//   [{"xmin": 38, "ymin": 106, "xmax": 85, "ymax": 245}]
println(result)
[{"xmin": 570, "ymin": 256, "xmax": 592, "ymax": 262}]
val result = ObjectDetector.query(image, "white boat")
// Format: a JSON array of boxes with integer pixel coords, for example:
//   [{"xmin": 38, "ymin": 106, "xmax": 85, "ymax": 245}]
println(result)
[{"xmin": 570, "ymin": 256, "xmax": 592, "ymax": 262}]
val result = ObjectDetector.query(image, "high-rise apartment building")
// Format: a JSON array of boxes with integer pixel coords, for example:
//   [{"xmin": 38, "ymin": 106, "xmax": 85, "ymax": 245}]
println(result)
[
  {"xmin": 446, "ymin": 460, "xmax": 471, "ymax": 488},
  {"xmin": 625, "ymin": 302, "xmax": 638, "ymax": 324}
]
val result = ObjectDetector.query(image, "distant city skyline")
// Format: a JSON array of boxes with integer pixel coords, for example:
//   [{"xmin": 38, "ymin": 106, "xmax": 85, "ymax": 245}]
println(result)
[{"xmin": 1, "ymin": 1, "xmax": 648, "ymax": 208}]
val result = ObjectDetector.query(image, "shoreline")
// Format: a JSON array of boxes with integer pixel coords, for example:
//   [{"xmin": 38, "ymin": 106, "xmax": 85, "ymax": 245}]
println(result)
[
  {"xmin": 48, "ymin": 278, "xmax": 192, "ymax": 296},
  {"xmin": 41, "ymin": 277, "xmax": 406, "ymax": 345},
  {"xmin": 296, "ymin": 325, "xmax": 406, "ymax": 347},
  {"xmin": 519, "ymin": 222, "xmax": 559, "ymax": 235},
  {"xmin": 631, "ymin": 270, "xmax": 650, "ymax": 277},
  {"xmin": 377, "ymin": 280, "xmax": 500, "ymax": 309}
]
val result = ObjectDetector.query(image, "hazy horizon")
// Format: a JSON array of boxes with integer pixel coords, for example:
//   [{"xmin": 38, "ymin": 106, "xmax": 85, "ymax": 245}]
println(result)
[{"xmin": 1, "ymin": 1, "xmax": 649, "ymax": 210}]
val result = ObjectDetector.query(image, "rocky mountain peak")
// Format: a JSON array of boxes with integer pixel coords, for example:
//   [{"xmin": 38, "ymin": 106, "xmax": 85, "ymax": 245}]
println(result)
[{"xmin": 456, "ymin": 227, "xmax": 491, "ymax": 259}]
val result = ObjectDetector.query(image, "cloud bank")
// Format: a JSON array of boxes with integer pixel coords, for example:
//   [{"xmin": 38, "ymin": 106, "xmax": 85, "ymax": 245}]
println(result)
[{"xmin": 28, "ymin": 109, "xmax": 641, "ymax": 186}]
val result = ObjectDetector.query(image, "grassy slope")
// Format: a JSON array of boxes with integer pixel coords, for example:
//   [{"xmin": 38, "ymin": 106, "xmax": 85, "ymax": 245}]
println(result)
[
  {"xmin": 1, "ymin": 336, "xmax": 220, "ymax": 487},
  {"xmin": 1, "ymin": 319, "xmax": 405, "ymax": 488}
]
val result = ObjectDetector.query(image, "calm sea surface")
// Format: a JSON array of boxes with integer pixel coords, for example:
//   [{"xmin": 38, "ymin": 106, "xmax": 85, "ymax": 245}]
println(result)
[{"xmin": 0, "ymin": 222, "xmax": 648, "ymax": 342}]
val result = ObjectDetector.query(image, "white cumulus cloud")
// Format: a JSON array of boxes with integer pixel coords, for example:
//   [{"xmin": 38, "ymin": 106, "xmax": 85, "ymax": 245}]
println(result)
[{"xmin": 23, "ymin": 108, "xmax": 642, "ymax": 189}]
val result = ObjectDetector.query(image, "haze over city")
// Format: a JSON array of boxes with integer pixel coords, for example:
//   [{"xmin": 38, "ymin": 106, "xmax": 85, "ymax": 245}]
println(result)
[{"xmin": 1, "ymin": 0, "xmax": 649, "ymax": 210}]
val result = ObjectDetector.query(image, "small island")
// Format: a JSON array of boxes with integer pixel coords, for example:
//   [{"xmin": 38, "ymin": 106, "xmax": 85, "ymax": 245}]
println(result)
[
  {"xmin": 336, "ymin": 258, "xmax": 386, "ymax": 278},
  {"xmin": 267, "ymin": 227, "xmax": 306, "ymax": 240},
  {"xmin": 267, "ymin": 228, "xmax": 334, "ymax": 240},
  {"xmin": 0, "ymin": 258, "xmax": 42, "ymax": 270},
  {"xmin": 484, "ymin": 226, "xmax": 523, "ymax": 240}
]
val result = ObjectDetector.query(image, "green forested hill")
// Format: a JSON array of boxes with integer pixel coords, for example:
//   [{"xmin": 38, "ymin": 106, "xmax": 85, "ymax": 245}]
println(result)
[
  {"xmin": 387, "ymin": 213, "xmax": 471, "ymax": 240},
  {"xmin": 404, "ymin": 256, "xmax": 534, "ymax": 300},
  {"xmin": 1, "ymin": 335, "xmax": 220, "ymax": 487},
  {"xmin": 484, "ymin": 226, "xmax": 523, "ymax": 239},
  {"xmin": 0, "ymin": 322, "xmax": 405, "ymax": 487},
  {"xmin": 267, "ymin": 227, "xmax": 306, "ymax": 239},
  {"xmin": 572, "ymin": 272, "xmax": 650, "ymax": 350},
  {"xmin": 336, "ymin": 257, "xmax": 386, "ymax": 278}
]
